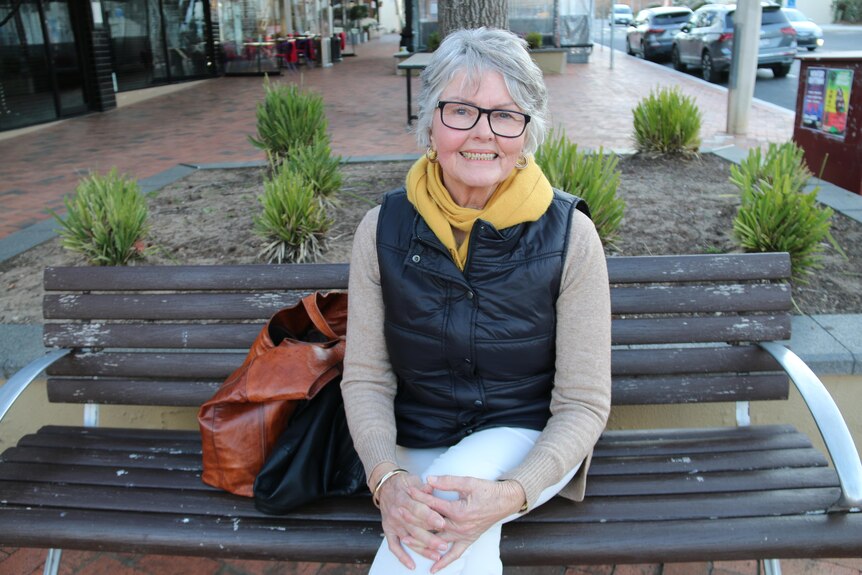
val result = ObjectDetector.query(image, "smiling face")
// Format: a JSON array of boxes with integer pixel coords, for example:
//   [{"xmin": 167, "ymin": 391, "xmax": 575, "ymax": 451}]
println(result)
[{"xmin": 429, "ymin": 69, "xmax": 527, "ymax": 209}]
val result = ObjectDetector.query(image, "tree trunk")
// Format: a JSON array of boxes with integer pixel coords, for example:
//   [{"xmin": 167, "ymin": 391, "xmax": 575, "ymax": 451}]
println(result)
[{"xmin": 437, "ymin": 0, "xmax": 508, "ymax": 39}]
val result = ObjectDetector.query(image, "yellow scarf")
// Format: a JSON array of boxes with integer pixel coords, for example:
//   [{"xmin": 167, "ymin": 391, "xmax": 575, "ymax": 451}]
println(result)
[{"xmin": 405, "ymin": 156, "xmax": 553, "ymax": 270}]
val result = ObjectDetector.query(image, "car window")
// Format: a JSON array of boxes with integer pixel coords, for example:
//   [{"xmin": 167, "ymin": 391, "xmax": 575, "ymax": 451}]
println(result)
[
  {"xmin": 653, "ymin": 12, "xmax": 691, "ymax": 25},
  {"xmin": 695, "ymin": 11, "xmax": 714, "ymax": 27},
  {"xmin": 762, "ymin": 7, "xmax": 788, "ymax": 25},
  {"xmin": 726, "ymin": 6, "xmax": 789, "ymax": 29},
  {"xmin": 784, "ymin": 9, "xmax": 806, "ymax": 22}
]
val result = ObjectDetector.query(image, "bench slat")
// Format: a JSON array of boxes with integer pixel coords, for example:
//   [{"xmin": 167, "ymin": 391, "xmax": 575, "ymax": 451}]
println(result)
[
  {"xmin": 0, "ymin": 478, "xmax": 841, "ymax": 524},
  {"xmin": 611, "ymin": 284, "xmax": 790, "ymax": 314},
  {"xmin": 43, "ymin": 254, "xmax": 791, "ymax": 292},
  {"xmin": 44, "ymin": 323, "xmax": 263, "ymax": 349},
  {"xmin": 43, "ymin": 284, "xmax": 791, "ymax": 320},
  {"xmin": 0, "ymin": 506, "xmax": 857, "ymax": 565},
  {"xmin": 47, "ymin": 378, "xmax": 220, "ymax": 406},
  {"xmin": 44, "ymin": 264, "xmax": 351, "ymax": 292},
  {"xmin": 46, "ymin": 346, "xmax": 782, "ymax": 378},
  {"xmin": 605, "ymin": 253, "xmax": 791, "ymax": 284},
  {"xmin": 43, "ymin": 293, "xmax": 304, "ymax": 321},
  {"xmin": 42, "ymin": 315, "xmax": 792, "ymax": 349},
  {"xmin": 0, "ymin": 459, "xmax": 835, "ymax": 498},
  {"xmin": 44, "ymin": 373, "xmax": 788, "ymax": 406}
]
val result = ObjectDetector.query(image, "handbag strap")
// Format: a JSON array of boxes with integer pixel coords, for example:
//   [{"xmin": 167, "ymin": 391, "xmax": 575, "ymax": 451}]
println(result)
[{"xmin": 303, "ymin": 294, "xmax": 340, "ymax": 340}]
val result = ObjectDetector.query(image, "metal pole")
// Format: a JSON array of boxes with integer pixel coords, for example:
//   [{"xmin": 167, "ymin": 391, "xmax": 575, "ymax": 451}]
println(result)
[
  {"xmin": 609, "ymin": 12, "xmax": 614, "ymax": 69},
  {"xmin": 727, "ymin": 0, "xmax": 761, "ymax": 135}
]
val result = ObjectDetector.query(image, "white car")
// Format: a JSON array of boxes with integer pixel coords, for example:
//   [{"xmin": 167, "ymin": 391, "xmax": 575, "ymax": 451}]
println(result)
[
  {"xmin": 783, "ymin": 8, "xmax": 824, "ymax": 51},
  {"xmin": 611, "ymin": 4, "xmax": 634, "ymax": 26}
]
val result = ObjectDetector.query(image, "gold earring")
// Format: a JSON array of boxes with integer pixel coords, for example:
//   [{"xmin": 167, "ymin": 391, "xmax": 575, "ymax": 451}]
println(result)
[
  {"xmin": 426, "ymin": 147, "xmax": 439, "ymax": 163},
  {"xmin": 515, "ymin": 154, "xmax": 528, "ymax": 169}
]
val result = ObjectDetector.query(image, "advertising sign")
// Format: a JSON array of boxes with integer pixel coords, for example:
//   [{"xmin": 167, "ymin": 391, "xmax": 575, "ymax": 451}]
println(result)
[{"xmin": 801, "ymin": 67, "xmax": 854, "ymax": 140}]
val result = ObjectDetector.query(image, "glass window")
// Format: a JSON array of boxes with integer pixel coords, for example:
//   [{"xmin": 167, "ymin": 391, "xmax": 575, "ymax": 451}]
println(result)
[
  {"xmin": 653, "ymin": 12, "xmax": 691, "ymax": 25},
  {"xmin": 218, "ymin": 0, "xmax": 282, "ymax": 74},
  {"xmin": 0, "ymin": 0, "xmax": 57, "ymax": 130}
]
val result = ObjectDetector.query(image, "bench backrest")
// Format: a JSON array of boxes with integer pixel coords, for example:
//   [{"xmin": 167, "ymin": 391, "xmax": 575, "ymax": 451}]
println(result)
[{"xmin": 42, "ymin": 252, "xmax": 792, "ymax": 408}]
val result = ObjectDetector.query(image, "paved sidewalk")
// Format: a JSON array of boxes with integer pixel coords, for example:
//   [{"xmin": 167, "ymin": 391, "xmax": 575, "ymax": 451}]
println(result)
[
  {"xmin": 0, "ymin": 34, "xmax": 794, "ymax": 240},
  {"xmin": 4, "ymin": 33, "xmax": 854, "ymax": 575}
]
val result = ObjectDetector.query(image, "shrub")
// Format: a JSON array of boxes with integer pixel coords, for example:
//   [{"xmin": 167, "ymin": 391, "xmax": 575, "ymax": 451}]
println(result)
[
  {"xmin": 535, "ymin": 128, "xmax": 625, "ymax": 246},
  {"xmin": 426, "ymin": 32, "xmax": 441, "ymax": 52},
  {"xmin": 254, "ymin": 165, "xmax": 333, "ymax": 264},
  {"xmin": 52, "ymin": 169, "xmax": 150, "ymax": 266},
  {"xmin": 525, "ymin": 32, "xmax": 544, "ymax": 50},
  {"xmin": 249, "ymin": 78, "xmax": 328, "ymax": 163},
  {"xmin": 731, "ymin": 144, "xmax": 836, "ymax": 281},
  {"xmin": 632, "ymin": 87, "xmax": 702, "ymax": 156},
  {"xmin": 279, "ymin": 139, "xmax": 343, "ymax": 205},
  {"xmin": 729, "ymin": 141, "xmax": 814, "ymax": 196}
]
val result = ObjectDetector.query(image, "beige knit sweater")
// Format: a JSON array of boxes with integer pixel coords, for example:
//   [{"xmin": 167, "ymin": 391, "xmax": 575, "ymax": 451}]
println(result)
[{"xmin": 341, "ymin": 204, "xmax": 612, "ymax": 508}]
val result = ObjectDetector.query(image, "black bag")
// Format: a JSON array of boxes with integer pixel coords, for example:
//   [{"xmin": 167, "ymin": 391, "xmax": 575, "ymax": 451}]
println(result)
[{"xmin": 253, "ymin": 378, "xmax": 368, "ymax": 514}]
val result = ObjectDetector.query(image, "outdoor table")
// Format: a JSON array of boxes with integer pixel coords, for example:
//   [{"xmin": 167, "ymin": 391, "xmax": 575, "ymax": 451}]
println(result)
[
  {"xmin": 397, "ymin": 52, "xmax": 433, "ymax": 125},
  {"xmin": 243, "ymin": 41, "xmax": 276, "ymax": 74}
]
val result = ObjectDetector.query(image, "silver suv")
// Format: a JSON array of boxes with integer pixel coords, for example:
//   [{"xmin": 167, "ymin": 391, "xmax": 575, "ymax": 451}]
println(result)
[{"xmin": 671, "ymin": 3, "xmax": 797, "ymax": 83}]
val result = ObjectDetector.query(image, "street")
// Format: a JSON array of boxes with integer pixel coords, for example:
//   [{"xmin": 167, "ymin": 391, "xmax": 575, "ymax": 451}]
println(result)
[{"xmin": 593, "ymin": 21, "xmax": 862, "ymax": 111}]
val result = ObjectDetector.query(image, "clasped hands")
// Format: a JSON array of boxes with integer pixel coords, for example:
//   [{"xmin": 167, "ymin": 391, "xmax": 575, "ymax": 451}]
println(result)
[{"xmin": 373, "ymin": 465, "xmax": 526, "ymax": 573}]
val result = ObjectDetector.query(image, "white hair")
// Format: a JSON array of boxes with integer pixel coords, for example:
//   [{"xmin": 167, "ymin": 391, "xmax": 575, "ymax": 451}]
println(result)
[{"xmin": 415, "ymin": 27, "xmax": 550, "ymax": 155}]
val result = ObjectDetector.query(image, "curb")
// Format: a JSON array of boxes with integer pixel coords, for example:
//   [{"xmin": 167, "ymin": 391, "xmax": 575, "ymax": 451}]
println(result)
[{"xmin": 1, "ymin": 150, "xmax": 861, "ymax": 377}]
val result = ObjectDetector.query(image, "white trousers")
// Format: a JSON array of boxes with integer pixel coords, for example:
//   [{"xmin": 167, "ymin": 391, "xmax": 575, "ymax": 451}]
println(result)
[{"xmin": 368, "ymin": 427, "xmax": 581, "ymax": 575}]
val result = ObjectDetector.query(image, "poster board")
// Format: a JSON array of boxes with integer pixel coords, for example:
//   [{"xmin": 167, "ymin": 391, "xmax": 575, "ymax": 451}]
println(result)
[{"xmin": 800, "ymin": 66, "xmax": 854, "ymax": 140}]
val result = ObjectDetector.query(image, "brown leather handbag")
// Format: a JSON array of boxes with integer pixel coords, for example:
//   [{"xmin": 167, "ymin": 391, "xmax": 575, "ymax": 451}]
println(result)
[{"xmin": 198, "ymin": 291, "xmax": 348, "ymax": 497}]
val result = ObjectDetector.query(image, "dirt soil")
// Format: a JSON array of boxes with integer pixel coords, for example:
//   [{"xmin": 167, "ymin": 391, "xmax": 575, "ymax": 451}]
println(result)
[{"xmin": 2, "ymin": 154, "xmax": 861, "ymax": 324}]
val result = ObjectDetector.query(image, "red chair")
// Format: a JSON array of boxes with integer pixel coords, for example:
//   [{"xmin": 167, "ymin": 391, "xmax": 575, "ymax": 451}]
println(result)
[{"xmin": 276, "ymin": 41, "xmax": 298, "ymax": 71}]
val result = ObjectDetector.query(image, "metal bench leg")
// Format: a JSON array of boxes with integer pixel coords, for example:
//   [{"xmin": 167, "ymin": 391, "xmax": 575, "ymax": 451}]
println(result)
[
  {"xmin": 763, "ymin": 558, "xmax": 782, "ymax": 575},
  {"xmin": 43, "ymin": 548, "xmax": 62, "ymax": 575}
]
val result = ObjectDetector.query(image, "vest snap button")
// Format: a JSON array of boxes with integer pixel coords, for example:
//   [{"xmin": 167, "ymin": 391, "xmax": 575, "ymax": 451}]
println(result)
[
  {"xmin": 466, "ymin": 291, "xmax": 474, "ymax": 300},
  {"xmin": 466, "ymin": 429, "xmax": 473, "ymax": 434},
  {"xmin": 473, "ymin": 400, "xmax": 483, "ymax": 408},
  {"xmin": 411, "ymin": 255, "xmax": 421, "ymax": 263}
]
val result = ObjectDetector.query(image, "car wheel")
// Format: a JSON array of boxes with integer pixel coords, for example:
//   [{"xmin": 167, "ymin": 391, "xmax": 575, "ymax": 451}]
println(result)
[
  {"xmin": 626, "ymin": 38, "xmax": 635, "ymax": 56},
  {"xmin": 702, "ymin": 51, "xmax": 719, "ymax": 83},
  {"xmin": 672, "ymin": 46, "xmax": 686, "ymax": 71},
  {"xmin": 772, "ymin": 63, "xmax": 791, "ymax": 78},
  {"xmin": 807, "ymin": 46, "xmax": 817, "ymax": 52},
  {"xmin": 641, "ymin": 42, "xmax": 650, "ymax": 61}
]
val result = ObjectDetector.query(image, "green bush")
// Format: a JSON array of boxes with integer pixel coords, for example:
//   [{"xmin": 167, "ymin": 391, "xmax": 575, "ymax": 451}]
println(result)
[
  {"xmin": 525, "ymin": 32, "xmax": 544, "ymax": 50},
  {"xmin": 279, "ymin": 139, "xmax": 343, "ymax": 205},
  {"xmin": 834, "ymin": 0, "xmax": 862, "ymax": 22},
  {"xmin": 426, "ymin": 32, "xmax": 441, "ymax": 52},
  {"xmin": 52, "ymin": 169, "xmax": 150, "ymax": 266},
  {"xmin": 254, "ymin": 165, "xmax": 333, "ymax": 264},
  {"xmin": 535, "ymin": 128, "xmax": 625, "ymax": 246},
  {"xmin": 249, "ymin": 78, "xmax": 328, "ymax": 163},
  {"xmin": 731, "ymin": 143, "xmax": 836, "ymax": 281},
  {"xmin": 729, "ymin": 141, "xmax": 814, "ymax": 196},
  {"xmin": 632, "ymin": 87, "xmax": 702, "ymax": 156}
]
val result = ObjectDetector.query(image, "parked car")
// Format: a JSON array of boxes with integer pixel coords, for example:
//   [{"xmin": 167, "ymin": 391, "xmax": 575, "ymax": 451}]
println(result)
[
  {"xmin": 610, "ymin": 4, "xmax": 634, "ymax": 26},
  {"xmin": 671, "ymin": 3, "xmax": 797, "ymax": 83},
  {"xmin": 783, "ymin": 7, "xmax": 824, "ymax": 51},
  {"xmin": 626, "ymin": 6, "xmax": 693, "ymax": 61}
]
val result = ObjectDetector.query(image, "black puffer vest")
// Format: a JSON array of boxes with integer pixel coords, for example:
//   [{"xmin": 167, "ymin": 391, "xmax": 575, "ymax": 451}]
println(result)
[{"xmin": 376, "ymin": 188, "xmax": 589, "ymax": 448}]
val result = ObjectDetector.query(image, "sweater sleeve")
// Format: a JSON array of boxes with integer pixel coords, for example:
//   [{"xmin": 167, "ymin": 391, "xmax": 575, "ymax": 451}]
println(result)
[
  {"xmin": 499, "ymin": 209, "xmax": 612, "ymax": 508},
  {"xmin": 340, "ymin": 206, "xmax": 400, "ymax": 484}
]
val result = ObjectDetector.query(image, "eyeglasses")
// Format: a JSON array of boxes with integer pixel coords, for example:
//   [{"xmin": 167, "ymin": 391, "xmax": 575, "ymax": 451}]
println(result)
[{"xmin": 437, "ymin": 101, "xmax": 531, "ymax": 138}]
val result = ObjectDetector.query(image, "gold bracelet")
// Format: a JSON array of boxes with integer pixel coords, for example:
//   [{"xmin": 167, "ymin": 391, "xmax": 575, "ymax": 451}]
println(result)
[{"xmin": 372, "ymin": 468, "xmax": 408, "ymax": 508}]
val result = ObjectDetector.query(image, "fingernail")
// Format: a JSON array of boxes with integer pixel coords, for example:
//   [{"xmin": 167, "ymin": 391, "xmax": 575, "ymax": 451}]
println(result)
[
  {"xmin": 438, "ymin": 543, "xmax": 448, "ymax": 551},
  {"xmin": 426, "ymin": 475, "xmax": 437, "ymax": 482}
]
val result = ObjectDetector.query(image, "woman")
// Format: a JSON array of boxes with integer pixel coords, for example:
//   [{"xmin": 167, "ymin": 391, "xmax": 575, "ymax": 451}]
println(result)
[{"xmin": 341, "ymin": 27, "xmax": 611, "ymax": 575}]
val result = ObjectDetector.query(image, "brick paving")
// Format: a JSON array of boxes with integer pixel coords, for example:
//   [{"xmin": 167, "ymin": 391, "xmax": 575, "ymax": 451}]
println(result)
[
  {"xmin": 0, "ymin": 34, "xmax": 794, "ymax": 240},
  {"xmin": 1, "ymin": 32, "xmax": 849, "ymax": 575}
]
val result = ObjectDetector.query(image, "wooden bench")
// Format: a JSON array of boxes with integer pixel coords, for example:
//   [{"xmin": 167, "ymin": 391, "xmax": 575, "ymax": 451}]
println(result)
[{"xmin": 1, "ymin": 252, "xmax": 860, "ymax": 572}]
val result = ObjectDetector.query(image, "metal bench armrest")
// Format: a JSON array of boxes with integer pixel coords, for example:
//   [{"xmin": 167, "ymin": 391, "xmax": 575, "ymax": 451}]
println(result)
[
  {"xmin": 759, "ymin": 341, "xmax": 862, "ymax": 510},
  {"xmin": 0, "ymin": 349, "xmax": 72, "ymax": 424}
]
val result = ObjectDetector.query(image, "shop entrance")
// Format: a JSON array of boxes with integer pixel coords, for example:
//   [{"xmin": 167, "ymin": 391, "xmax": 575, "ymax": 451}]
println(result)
[{"xmin": 0, "ymin": 0, "xmax": 87, "ymax": 130}]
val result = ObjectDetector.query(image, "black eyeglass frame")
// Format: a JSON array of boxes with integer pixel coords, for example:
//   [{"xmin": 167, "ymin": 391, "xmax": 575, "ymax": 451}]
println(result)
[{"xmin": 436, "ymin": 100, "xmax": 531, "ymax": 138}]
